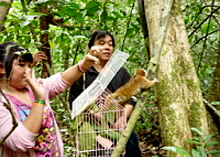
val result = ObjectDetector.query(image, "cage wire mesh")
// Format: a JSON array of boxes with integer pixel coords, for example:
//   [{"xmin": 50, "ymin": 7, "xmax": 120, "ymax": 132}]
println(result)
[
  {"xmin": 71, "ymin": 49, "xmax": 129, "ymax": 119},
  {"xmin": 71, "ymin": 50, "xmax": 130, "ymax": 156},
  {"xmin": 74, "ymin": 89, "xmax": 126, "ymax": 157}
]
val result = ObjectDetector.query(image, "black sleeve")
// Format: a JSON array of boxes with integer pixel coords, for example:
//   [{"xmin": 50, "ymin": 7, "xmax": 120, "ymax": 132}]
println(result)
[
  {"xmin": 68, "ymin": 76, "xmax": 83, "ymax": 110},
  {"xmin": 120, "ymin": 67, "xmax": 131, "ymax": 86}
]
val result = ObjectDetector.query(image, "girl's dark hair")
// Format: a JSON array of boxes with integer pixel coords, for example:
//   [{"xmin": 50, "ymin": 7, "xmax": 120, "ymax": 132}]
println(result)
[
  {"xmin": 0, "ymin": 41, "xmax": 33, "ymax": 78},
  {"xmin": 88, "ymin": 30, "xmax": 115, "ymax": 49}
]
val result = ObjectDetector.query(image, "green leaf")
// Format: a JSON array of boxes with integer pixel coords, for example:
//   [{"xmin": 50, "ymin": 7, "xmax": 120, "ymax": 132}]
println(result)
[
  {"xmin": 127, "ymin": 0, "xmax": 133, "ymax": 5},
  {"xmin": 69, "ymin": 2, "xmax": 80, "ymax": 9},
  {"xmin": 76, "ymin": 13, "xmax": 84, "ymax": 22},
  {"xmin": 25, "ymin": 15, "xmax": 39, "ymax": 21},
  {"xmin": 32, "ymin": 0, "xmax": 49, "ymax": 5},
  {"xmin": 61, "ymin": 7, "xmax": 77, "ymax": 17},
  {"xmin": 191, "ymin": 128, "xmax": 203, "ymax": 136},
  {"xmin": 207, "ymin": 150, "xmax": 220, "ymax": 155},
  {"xmin": 197, "ymin": 146, "xmax": 207, "ymax": 157},
  {"xmin": 193, "ymin": 136, "xmax": 201, "ymax": 141},
  {"xmin": 204, "ymin": 141, "xmax": 220, "ymax": 148},
  {"xmin": 191, "ymin": 149, "xmax": 200, "ymax": 157},
  {"xmin": 19, "ymin": 21, "xmax": 30, "ymax": 27},
  {"xmin": 186, "ymin": 139, "xmax": 201, "ymax": 145},
  {"xmin": 72, "ymin": 35, "xmax": 87, "ymax": 39},
  {"xmin": 85, "ymin": 1, "xmax": 100, "ymax": 16},
  {"xmin": 211, "ymin": 101, "xmax": 220, "ymax": 106},
  {"xmin": 112, "ymin": 11, "xmax": 123, "ymax": 19},
  {"xmin": 202, "ymin": 134, "xmax": 212, "ymax": 142},
  {"xmin": 162, "ymin": 146, "xmax": 191, "ymax": 156},
  {"xmin": 85, "ymin": 1, "xmax": 100, "ymax": 9}
]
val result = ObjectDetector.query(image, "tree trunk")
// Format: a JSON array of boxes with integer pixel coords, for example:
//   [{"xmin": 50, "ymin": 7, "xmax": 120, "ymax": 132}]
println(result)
[
  {"xmin": 207, "ymin": 37, "xmax": 220, "ymax": 149},
  {"xmin": 0, "ymin": 0, "xmax": 12, "ymax": 31},
  {"xmin": 144, "ymin": 0, "xmax": 209, "ymax": 156},
  {"xmin": 137, "ymin": 0, "xmax": 150, "ymax": 60},
  {"xmin": 209, "ymin": 38, "xmax": 220, "ymax": 104},
  {"xmin": 39, "ymin": 4, "xmax": 51, "ymax": 78}
]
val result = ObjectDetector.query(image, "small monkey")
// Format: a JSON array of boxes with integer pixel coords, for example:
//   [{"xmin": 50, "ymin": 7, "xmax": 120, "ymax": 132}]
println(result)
[{"xmin": 105, "ymin": 68, "xmax": 158, "ymax": 106}]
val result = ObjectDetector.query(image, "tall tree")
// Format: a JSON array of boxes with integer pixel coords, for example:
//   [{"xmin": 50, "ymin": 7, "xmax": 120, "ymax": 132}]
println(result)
[
  {"xmin": 0, "ymin": 0, "xmax": 12, "ymax": 31},
  {"xmin": 207, "ymin": 36, "xmax": 220, "ymax": 149},
  {"xmin": 209, "ymin": 37, "xmax": 220, "ymax": 103},
  {"xmin": 143, "ymin": 0, "xmax": 209, "ymax": 156}
]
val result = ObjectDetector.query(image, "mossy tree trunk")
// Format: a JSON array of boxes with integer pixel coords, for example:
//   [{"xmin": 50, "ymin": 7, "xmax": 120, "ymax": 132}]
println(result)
[
  {"xmin": 0, "ymin": 0, "xmax": 12, "ymax": 31},
  {"xmin": 144, "ymin": 0, "xmax": 209, "ymax": 156}
]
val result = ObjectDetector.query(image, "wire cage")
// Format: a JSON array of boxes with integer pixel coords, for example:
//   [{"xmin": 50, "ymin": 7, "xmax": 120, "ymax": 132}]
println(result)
[{"xmin": 74, "ymin": 89, "xmax": 126, "ymax": 157}]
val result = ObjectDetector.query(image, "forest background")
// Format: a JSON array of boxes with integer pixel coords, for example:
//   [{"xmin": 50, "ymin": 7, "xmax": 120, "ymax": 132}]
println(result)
[{"xmin": 0, "ymin": 0, "xmax": 220, "ymax": 156}]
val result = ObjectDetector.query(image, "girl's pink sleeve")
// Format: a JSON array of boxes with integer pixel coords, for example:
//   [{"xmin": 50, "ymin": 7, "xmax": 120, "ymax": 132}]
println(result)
[
  {"xmin": 0, "ymin": 103, "xmax": 37, "ymax": 152},
  {"xmin": 41, "ymin": 73, "xmax": 71, "ymax": 99}
]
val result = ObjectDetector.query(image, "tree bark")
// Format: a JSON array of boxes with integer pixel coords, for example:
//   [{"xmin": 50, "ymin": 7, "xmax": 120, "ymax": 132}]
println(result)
[
  {"xmin": 144, "ymin": 0, "xmax": 209, "ymax": 156},
  {"xmin": 39, "ymin": 4, "xmax": 51, "ymax": 78},
  {"xmin": 207, "ymin": 36, "xmax": 220, "ymax": 149},
  {"xmin": 208, "ymin": 37, "xmax": 220, "ymax": 103},
  {"xmin": 0, "ymin": 0, "xmax": 12, "ymax": 31},
  {"xmin": 137, "ymin": 0, "xmax": 150, "ymax": 60}
]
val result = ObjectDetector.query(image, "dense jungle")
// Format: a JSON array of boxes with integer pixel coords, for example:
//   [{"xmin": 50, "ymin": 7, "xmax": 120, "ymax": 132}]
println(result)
[{"xmin": 0, "ymin": 0, "xmax": 220, "ymax": 156}]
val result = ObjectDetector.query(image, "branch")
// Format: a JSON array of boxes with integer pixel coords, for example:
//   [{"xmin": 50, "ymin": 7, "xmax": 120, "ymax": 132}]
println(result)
[
  {"xmin": 196, "ymin": 0, "xmax": 216, "ymax": 73},
  {"xmin": 188, "ymin": 6, "xmax": 220, "ymax": 38},
  {"xmin": 46, "ymin": 15, "xmax": 73, "ymax": 29},
  {"xmin": 186, "ymin": 5, "xmax": 220, "ymax": 30},
  {"xmin": 137, "ymin": 0, "xmax": 150, "ymax": 60},
  {"xmin": 147, "ymin": 0, "xmax": 174, "ymax": 72},
  {"xmin": 137, "ymin": 0, "xmax": 149, "ymax": 38},
  {"xmin": 121, "ymin": 0, "xmax": 135, "ymax": 51},
  {"xmin": 203, "ymin": 99, "xmax": 220, "ymax": 118},
  {"xmin": 0, "ymin": 1, "xmax": 12, "ymax": 31},
  {"xmin": 190, "ymin": 29, "xmax": 220, "ymax": 49}
]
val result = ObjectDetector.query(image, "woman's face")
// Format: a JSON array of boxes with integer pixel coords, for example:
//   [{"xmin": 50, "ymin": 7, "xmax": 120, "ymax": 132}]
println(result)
[
  {"xmin": 9, "ymin": 58, "xmax": 32, "ymax": 89},
  {"xmin": 93, "ymin": 35, "xmax": 114, "ymax": 61},
  {"xmin": 0, "ymin": 63, "xmax": 5, "ymax": 78}
]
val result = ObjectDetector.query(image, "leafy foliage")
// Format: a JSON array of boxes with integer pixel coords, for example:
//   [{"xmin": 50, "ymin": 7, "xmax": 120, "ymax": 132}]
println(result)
[
  {"xmin": 183, "ymin": 0, "xmax": 220, "ymax": 96},
  {"xmin": 162, "ymin": 128, "xmax": 220, "ymax": 157},
  {"xmin": 1, "ymin": 0, "xmax": 220, "ymax": 156}
]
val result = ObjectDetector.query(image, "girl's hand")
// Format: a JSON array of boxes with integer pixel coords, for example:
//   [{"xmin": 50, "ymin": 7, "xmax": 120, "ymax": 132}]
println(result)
[{"xmin": 26, "ymin": 70, "xmax": 45, "ymax": 100}]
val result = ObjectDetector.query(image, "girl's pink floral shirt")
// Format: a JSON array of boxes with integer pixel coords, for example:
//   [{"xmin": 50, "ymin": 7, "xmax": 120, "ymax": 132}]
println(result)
[{"xmin": 0, "ymin": 73, "xmax": 70, "ymax": 157}]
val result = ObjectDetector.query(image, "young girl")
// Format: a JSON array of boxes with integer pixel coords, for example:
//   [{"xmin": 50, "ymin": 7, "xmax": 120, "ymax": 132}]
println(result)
[{"xmin": 0, "ymin": 41, "xmax": 100, "ymax": 157}]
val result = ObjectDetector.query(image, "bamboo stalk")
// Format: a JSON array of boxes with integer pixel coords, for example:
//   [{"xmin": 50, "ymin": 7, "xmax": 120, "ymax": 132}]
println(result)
[{"xmin": 111, "ymin": 97, "xmax": 147, "ymax": 156}]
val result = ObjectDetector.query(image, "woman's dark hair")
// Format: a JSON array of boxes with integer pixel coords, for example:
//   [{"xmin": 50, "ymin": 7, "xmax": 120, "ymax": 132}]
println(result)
[
  {"xmin": 88, "ymin": 30, "xmax": 115, "ymax": 49},
  {"xmin": 0, "ymin": 41, "xmax": 33, "ymax": 79}
]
